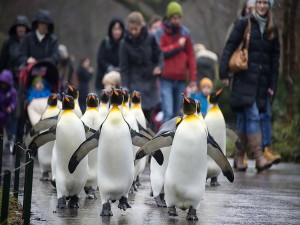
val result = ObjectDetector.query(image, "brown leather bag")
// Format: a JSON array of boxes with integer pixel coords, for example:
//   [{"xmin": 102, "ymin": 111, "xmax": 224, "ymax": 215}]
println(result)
[{"xmin": 229, "ymin": 18, "xmax": 251, "ymax": 74}]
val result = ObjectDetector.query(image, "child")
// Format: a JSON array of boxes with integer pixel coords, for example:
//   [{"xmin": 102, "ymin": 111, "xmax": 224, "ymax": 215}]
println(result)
[
  {"xmin": 102, "ymin": 70, "xmax": 121, "ymax": 91},
  {"xmin": 190, "ymin": 77, "xmax": 213, "ymax": 117},
  {"xmin": 27, "ymin": 76, "xmax": 51, "ymax": 103},
  {"xmin": 0, "ymin": 70, "xmax": 17, "ymax": 135}
]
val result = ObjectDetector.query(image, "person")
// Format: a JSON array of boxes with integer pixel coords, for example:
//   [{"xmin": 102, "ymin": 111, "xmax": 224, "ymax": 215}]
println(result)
[
  {"xmin": 0, "ymin": 70, "xmax": 17, "ymax": 139},
  {"xmin": 18, "ymin": 9, "xmax": 59, "ymax": 66},
  {"xmin": 148, "ymin": 15, "xmax": 162, "ymax": 33},
  {"xmin": 0, "ymin": 15, "xmax": 30, "ymax": 146},
  {"xmin": 57, "ymin": 44, "xmax": 74, "ymax": 88},
  {"xmin": 119, "ymin": 12, "xmax": 163, "ymax": 126},
  {"xmin": 27, "ymin": 76, "xmax": 51, "ymax": 103},
  {"xmin": 219, "ymin": 0, "xmax": 280, "ymax": 172},
  {"xmin": 77, "ymin": 57, "xmax": 94, "ymax": 112},
  {"xmin": 96, "ymin": 18, "xmax": 124, "ymax": 91},
  {"xmin": 102, "ymin": 70, "xmax": 121, "ymax": 91},
  {"xmin": 155, "ymin": 1, "xmax": 197, "ymax": 123},
  {"xmin": 190, "ymin": 77, "xmax": 213, "ymax": 117},
  {"xmin": 194, "ymin": 44, "xmax": 218, "ymax": 82}
]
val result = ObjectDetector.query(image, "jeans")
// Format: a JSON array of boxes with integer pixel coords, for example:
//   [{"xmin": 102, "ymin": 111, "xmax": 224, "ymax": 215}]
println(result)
[
  {"xmin": 260, "ymin": 97, "xmax": 271, "ymax": 148},
  {"xmin": 236, "ymin": 101, "xmax": 260, "ymax": 135},
  {"xmin": 160, "ymin": 78, "xmax": 186, "ymax": 123}
]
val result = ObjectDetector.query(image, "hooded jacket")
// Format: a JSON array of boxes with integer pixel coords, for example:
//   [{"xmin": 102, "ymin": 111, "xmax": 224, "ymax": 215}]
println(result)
[
  {"xmin": 18, "ymin": 10, "xmax": 59, "ymax": 66},
  {"xmin": 155, "ymin": 18, "xmax": 196, "ymax": 81},
  {"xmin": 119, "ymin": 26, "xmax": 163, "ymax": 110},
  {"xmin": 96, "ymin": 17, "xmax": 125, "ymax": 90},
  {"xmin": 0, "ymin": 15, "xmax": 30, "ymax": 74},
  {"xmin": 0, "ymin": 70, "xmax": 17, "ymax": 128},
  {"xmin": 219, "ymin": 16, "xmax": 280, "ymax": 112}
]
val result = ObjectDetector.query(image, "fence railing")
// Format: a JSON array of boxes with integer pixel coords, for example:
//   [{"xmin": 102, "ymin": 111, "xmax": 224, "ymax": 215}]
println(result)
[{"xmin": 0, "ymin": 136, "xmax": 34, "ymax": 225}]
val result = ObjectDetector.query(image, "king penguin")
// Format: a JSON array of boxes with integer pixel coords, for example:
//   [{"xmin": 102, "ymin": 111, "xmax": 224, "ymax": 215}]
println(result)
[
  {"xmin": 38, "ymin": 94, "xmax": 60, "ymax": 181},
  {"xmin": 98, "ymin": 89, "xmax": 109, "ymax": 122},
  {"xmin": 66, "ymin": 85, "xmax": 82, "ymax": 118},
  {"xmin": 55, "ymin": 94, "xmax": 88, "ymax": 209},
  {"xmin": 205, "ymin": 88, "xmax": 226, "ymax": 186},
  {"xmin": 81, "ymin": 93, "xmax": 102, "ymax": 199},
  {"xmin": 68, "ymin": 88, "xmax": 151, "ymax": 216}
]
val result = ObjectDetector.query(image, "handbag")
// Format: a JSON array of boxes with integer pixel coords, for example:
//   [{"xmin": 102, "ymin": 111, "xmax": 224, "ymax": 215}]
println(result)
[{"xmin": 229, "ymin": 18, "xmax": 251, "ymax": 74}]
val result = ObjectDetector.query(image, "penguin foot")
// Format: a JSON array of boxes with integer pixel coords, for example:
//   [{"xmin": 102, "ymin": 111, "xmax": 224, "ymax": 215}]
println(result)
[
  {"xmin": 84, "ymin": 186, "xmax": 97, "ymax": 199},
  {"xmin": 68, "ymin": 195, "xmax": 79, "ymax": 209},
  {"xmin": 51, "ymin": 179, "xmax": 56, "ymax": 188},
  {"xmin": 154, "ymin": 196, "xmax": 167, "ymax": 207},
  {"xmin": 57, "ymin": 197, "xmax": 67, "ymax": 209},
  {"xmin": 168, "ymin": 206, "xmax": 178, "ymax": 217},
  {"xmin": 210, "ymin": 177, "xmax": 220, "ymax": 186},
  {"xmin": 40, "ymin": 172, "xmax": 50, "ymax": 181},
  {"xmin": 100, "ymin": 202, "xmax": 113, "ymax": 216},
  {"xmin": 186, "ymin": 207, "xmax": 198, "ymax": 221},
  {"xmin": 118, "ymin": 197, "xmax": 131, "ymax": 211}
]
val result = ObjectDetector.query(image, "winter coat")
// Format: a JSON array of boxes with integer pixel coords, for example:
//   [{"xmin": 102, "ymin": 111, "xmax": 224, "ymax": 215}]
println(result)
[
  {"xmin": 190, "ymin": 91, "xmax": 209, "ymax": 117},
  {"xmin": 155, "ymin": 19, "xmax": 196, "ymax": 81},
  {"xmin": 219, "ymin": 16, "xmax": 280, "ymax": 112},
  {"xmin": 0, "ymin": 70, "xmax": 17, "ymax": 130},
  {"xmin": 0, "ymin": 15, "xmax": 30, "ymax": 75},
  {"xmin": 96, "ymin": 18, "xmax": 125, "ymax": 90},
  {"xmin": 119, "ymin": 26, "xmax": 163, "ymax": 110},
  {"xmin": 18, "ymin": 10, "xmax": 59, "ymax": 66},
  {"xmin": 195, "ymin": 49, "xmax": 218, "ymax": 82}
]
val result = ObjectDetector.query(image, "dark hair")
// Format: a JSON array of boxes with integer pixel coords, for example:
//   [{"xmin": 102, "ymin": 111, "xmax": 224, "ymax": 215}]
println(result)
[
  {"xmin": 127, "ymin": 12, "xmax": 145, "ymax": 26},
  {"xmin": 79, "ymin": 57, "xmax": 89, "ymax": 65},
  {"xmin": 148, "ymin": 15, "xmax": 162, "ymax": 28}
]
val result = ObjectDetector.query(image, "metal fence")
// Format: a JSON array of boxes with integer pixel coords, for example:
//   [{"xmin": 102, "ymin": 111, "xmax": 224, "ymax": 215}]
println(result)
[{"xmin": 0, "ymin": 136, "xmax": 34, "ymax": 225}]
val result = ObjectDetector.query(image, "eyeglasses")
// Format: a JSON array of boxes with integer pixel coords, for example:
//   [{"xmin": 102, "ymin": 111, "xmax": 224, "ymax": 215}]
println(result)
[{"xmin": 256, "ymin": 1, "xmax": 270, "ymax": 6}]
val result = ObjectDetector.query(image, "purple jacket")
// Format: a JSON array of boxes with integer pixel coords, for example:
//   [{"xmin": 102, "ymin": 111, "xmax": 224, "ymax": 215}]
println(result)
[{"xmin": 0, "ymin": 70, "xmax": 17, "ymax": 130}]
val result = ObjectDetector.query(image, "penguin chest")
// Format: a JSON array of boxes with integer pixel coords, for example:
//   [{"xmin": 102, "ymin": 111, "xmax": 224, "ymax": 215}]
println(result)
[
  {"xmin": 81, "ymin": 109, "xmax": 102, "ymax": 130},
  {"xmin": 130, "ymin": 107, "xmax": 146, "ymax": 128},
  {"xmin": 41, "ymin": 106, "xmax": 60, "ymax": 120}
]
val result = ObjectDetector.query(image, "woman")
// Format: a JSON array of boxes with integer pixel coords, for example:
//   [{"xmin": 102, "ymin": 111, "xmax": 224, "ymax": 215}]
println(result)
[
  {"xmin": 119, "ymin": 12, "xmax": 163, "ymax": 127},
  {"xmin": 96, "ymin": 18, "xmax": 124, "ymax": 90},
  {"xmin": 219, "ymin": 0, "xmax": 280, "ymax": 172}
]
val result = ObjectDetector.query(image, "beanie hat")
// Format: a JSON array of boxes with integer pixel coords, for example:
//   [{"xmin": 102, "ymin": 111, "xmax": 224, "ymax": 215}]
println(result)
[
  {"xmin": 166, "ymin": 1, "xmax": 183, "ymax": 19},
  {"xmin": 199, "ymin": 78, "xmax": 213, "ymax": 89}
]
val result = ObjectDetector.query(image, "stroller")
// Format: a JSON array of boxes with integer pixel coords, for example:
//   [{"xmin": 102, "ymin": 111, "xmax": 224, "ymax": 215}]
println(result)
[{"xmin": 15, "ymin": 61, "xmax": 60, "ymax": 151}]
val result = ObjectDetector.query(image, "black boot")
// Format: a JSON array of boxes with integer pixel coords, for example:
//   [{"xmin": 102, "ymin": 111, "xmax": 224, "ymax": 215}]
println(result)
[
  {"xmin": 186, "ymin": 206, "xmax": 198, "ymax": 221},
  {"xmin": 100, "ymin": 202, "xmax": 113, "ymax": 216},
  {"xmin": 118, "ymin": 196, "xmax": 131, "ymax": 211},
  {"xmin": 68, "ymin": 195, "xmax": 79, "ymax": 208}
]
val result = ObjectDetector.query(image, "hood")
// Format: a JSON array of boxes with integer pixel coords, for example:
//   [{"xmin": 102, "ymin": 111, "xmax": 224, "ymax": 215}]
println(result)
[
  {"xmin": 124, "ymin": 26, "xmax": 148, "ymax": 43},
  {"xmin": 108, "ymin": 17, "xmax": 125, "ymax": 42},
  {"xmin": 32, "ymin": 10, "xmax": 54, "ymax": 34},
  {"xmin": 9, "ymin": 15, "xmax": 31, "ymax": 36},
  {"xmin": 0, "ymin": 70, "xmax": 14, "ymax": 87}
]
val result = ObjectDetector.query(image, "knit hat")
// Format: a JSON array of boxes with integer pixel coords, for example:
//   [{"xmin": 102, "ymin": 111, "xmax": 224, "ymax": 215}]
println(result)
[
  {"xmin": 199, "ymin": 78, "xmax": 213, "ymax": 89},
  {"xmin": 166, "ymin": 1, "xmax": 183, "ymax": 19}
]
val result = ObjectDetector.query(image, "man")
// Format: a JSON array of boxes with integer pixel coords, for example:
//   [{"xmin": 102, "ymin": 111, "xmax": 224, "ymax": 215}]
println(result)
[
  {"xmin": 18, "ymin": 9, "xmax": 59, "ymax": 66},
  {"xmin": 155, "ymin": 1, "xmax": 197, "ymax": 122}
]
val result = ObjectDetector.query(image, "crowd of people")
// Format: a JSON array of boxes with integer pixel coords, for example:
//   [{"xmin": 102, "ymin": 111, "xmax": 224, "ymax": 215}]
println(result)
[{"xmin": 0, "ymin": 0, "xmax": 281, "ymax": 172}]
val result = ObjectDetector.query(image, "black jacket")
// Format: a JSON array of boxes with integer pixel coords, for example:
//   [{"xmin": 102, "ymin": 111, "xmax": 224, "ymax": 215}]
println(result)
[
  {"xmin": 96, "ymin": 18, "xmax": 124, "ymax": 90},
  {"xmin": 219, "ymin": 16, "xmax": 280, "ymax": 111},
  {"xmin": 0, "ymin": 15, "xmax": 30, "ymax": 74},
  {"xmin": 119, "ymin": 26, "xmax": 163, "ymax": 110},
  {"xmin": 18, "ymin": 10, "xmax": 59, "ymax": 66}
]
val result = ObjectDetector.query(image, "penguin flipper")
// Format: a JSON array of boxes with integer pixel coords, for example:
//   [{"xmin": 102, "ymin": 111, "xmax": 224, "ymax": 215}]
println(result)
[
  {"xmin": 207, "ymin": 132, "xmax": 234, "ymax": 183},
  {"xmin": 137, "ymin": 121, "xmax": 154, "ymax": 139},
  {"xmin": 68, "ymin": 130, "xmax": 100, "ymax": 174},
  {"xmin": 29, "ymin": 116, "xmax": 58, "ymax": 136},
  {"xmin": 82, "ymin": 121, "xmax": 97, "ymax": 138},
  {"xmin": 28, "ymin": 127, "xmax": 57, "ymax": 155},
  {"xmin": 151, "ymin": 149, "xmax": 164, "ymax": 165},
  {"xmin": 135, "ymin": 131, "xmax": 175, "ymax": 160},
  {"xmin": 130, "ymin": 129, "xmax": 151, "ymax": 147},
  {"xmin": 155, "ymin": 117, "xmax": 182, "ymax": 137},
  {"xmin": 145, "ymin": 120, "xmax": 156, "ymax": 137}
]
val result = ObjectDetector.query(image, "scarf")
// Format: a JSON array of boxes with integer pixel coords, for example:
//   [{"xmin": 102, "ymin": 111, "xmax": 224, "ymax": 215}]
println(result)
[{"xmin": 254, "ymin": 12, "xmax": 267, "ymax": 34}]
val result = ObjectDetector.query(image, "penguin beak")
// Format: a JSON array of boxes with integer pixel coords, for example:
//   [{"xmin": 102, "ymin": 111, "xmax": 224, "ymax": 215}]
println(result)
[
  {"xmin": 216, "ymin": 88, "xmax": 223, "ymax": 96},
  {"xmin": 91, "ymin": 95, "xmax": 95, "ymax": 100},
  {"xmin": 64, "ymin": 96, "xmax": 70, "ymax": 102},
  {"xmin": 68, "ymin": 85, "xmax": 73, "ymax": 92},
  {"xmin": 112, "ymin": 89, "xmax": 119, "ymax": 96},
  {"xmin": 52, "ymin": 95, "xmax": 58, "ymax": 100},
  {"xmin": 182, "ymin": 93, "xmax": 190, "ymax": 103}
]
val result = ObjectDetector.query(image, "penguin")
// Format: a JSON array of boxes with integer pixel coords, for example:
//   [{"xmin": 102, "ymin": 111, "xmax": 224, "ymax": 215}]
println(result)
[
  {"xmin": 55, "ymin": 94, "xmax": 88, "ymax": 208},
  {"xmin": 66, "ymin": 85, "xmax": 82, "ymax": 118},
  {"xmin": 68, "ymin": 88, "xmax": 152, "ymax": 216},
  {"xmin": 38, "ymin": 94, "xmax": 60, "ymax": 181},
  {"xmin": 205, "ymin": 88, "xmax": 226, "ymax": 186},
  {"xmin": 81, "ymin": 93, "xmax": 102, "ymax": 199},
  {"xmin": 135, "ymin": 94, "xmax": 234, "ymax": 221},
  {"xmin": 98, "ymin": 89, "xmax": 109, "ymax": 122}
]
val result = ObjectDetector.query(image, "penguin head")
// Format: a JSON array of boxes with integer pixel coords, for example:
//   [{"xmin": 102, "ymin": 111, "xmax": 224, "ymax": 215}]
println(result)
[
  {"xmin": 208, "ymin": 88, "xmax": 223, "ymax": 105},
  {"xmin": 110, "ymin": 88, "xmax": 124, "ymax": 106},
  {"xmin": 131, "ymin": 90, "xmax": 141, "ymax": 104},
  {"xmin": 62, "ymin": 94, "xmax": 75, "ymax": 110},
  {"xmin": 47, "ymin": 93, "xmax": 58, "ymax": 106},
  {"xmin": 99, "ymin": 89, "xmax": 109, "ymax": 104},
  {"xmin": 86, "ymin": 93, "xmax": 99, "ymax": 108},
  {"xmin": 195, "ymin": 100, "xmax": 201, "ymax": 114},
  {"xmin": 182, "ymin": 94, "xmax": 197, "ymax": 115},
  {"xmin": 122, "ymin": 89, "xmax": 130, "ymax": 104},
  {"xmin": 66, "ymin": 84, "xmax": 79, "ymax": 100}
]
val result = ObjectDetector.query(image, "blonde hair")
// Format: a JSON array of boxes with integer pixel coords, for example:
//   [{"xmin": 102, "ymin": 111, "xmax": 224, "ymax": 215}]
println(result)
[
  {"xmin": 266, "ymin": 11, "xmax": 275, "ymax": 40},
  {"xmin": 102, "ymin": 71, "xmax": 121, "ymax": 88},
  {"xmin": 127, "ymin": 12, "xmax": 145, "ymax": 26}
]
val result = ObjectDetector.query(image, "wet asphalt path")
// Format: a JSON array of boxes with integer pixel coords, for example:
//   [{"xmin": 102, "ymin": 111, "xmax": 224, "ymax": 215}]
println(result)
[{"xmin": 2, "ymin": 146, "xmax": 300, "ymax": 225}]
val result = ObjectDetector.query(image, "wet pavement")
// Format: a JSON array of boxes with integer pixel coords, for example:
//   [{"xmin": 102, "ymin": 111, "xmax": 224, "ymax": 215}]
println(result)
[{"xmin": 2, "ymin": 146, "xmax": 300, "ymax": 225}]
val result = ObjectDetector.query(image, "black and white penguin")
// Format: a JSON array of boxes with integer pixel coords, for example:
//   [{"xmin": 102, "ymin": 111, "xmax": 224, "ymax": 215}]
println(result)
[{"xmin": 66, "ymin": 85, "xmax": 82, "ymax": 118}]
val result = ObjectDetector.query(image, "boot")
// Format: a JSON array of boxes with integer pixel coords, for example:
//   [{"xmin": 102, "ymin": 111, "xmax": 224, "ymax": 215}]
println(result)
[
  {"xmin": 233, "ymin": 133, "xmax": 248, "ymax": 171},
  {"xmin": 263, "ymin": 146, "xmax": 281, "ymax": 164},
  {"xmin": 248, "ymin": 133, "xmax": 272, "ymax": 173}
]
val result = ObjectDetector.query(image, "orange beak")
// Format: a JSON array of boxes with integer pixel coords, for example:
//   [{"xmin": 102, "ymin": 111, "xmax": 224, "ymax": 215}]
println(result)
[
  {"xmin": 182, "ymin": 93, "xmax": 190, "ymax": 103},
  {"xmin": 64, "ymin": 96, "xmax": 70, "ymax": 102}
]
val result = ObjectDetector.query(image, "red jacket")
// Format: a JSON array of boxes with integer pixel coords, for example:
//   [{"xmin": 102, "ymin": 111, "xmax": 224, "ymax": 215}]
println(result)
[{"xmin": 156, "ymin": 21, "xmax": 197, "ymax": 81}]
